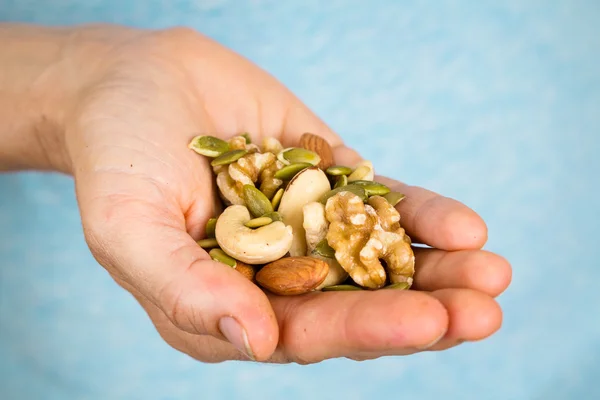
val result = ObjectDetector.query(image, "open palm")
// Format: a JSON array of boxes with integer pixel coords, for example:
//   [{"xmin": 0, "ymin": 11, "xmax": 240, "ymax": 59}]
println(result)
[{"xmin": 65, "ymin": 27, "xmax": 511, "ymax": 363}]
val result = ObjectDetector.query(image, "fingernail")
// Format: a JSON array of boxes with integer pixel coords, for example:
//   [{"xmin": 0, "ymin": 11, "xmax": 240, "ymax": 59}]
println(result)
[
  {"xmin": 218, "ymin": 316, "xmax": 255, "ymax": 360},
  {"xmin": 416, "ymin": 331, "xmax": 447, "ymax": 350}
]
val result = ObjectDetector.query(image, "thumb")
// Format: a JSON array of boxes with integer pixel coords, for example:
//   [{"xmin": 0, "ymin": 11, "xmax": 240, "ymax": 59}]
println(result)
[{"xmin": 78, "ymin": 186, "xmax": 279, "ymax": 361}]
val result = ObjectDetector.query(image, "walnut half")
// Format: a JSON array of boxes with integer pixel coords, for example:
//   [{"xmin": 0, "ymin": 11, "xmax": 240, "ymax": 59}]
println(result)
[
  {"xmin": 325, "ymin": 191, "xmax": 415, "ymax": 289},
  {"xmin": 216, "ymin": 151, "xmax": 283, "ymax": 205}
]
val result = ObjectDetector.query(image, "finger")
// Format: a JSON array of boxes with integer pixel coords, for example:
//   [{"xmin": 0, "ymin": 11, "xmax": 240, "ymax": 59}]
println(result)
[
  {"xmin": 126, "ymin": 283, "xmax": 503, "ymax": 364},
  {"xmin": 118, "ymin": 276, "xmax": 250, "ymax": 363},
  {"xmin": 426, "ymin": 289, "xmax": 503, "ymax": 351},
  {"xmin": 77, "ymin": 177, "xmax": 279, "ymax": 361},
  {"xmin": 278, "ymin": 99, "xmax": 488, "ymax": 251},
  {"xmin": 267, "ymin": 289, "xmax": 449, "ymax": 364},
  {"xmin": 412, "ymin": 249, "xmax": 512, "ymax": 297},
  {"xmin": 375, "ymin": 175, "xmax": 488, "ymax": 250}
]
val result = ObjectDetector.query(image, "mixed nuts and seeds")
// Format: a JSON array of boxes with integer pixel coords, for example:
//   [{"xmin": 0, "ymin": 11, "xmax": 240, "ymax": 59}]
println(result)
[{"xmin": 188, "ymin": 132, "xmax": 415, "ymax": 295}]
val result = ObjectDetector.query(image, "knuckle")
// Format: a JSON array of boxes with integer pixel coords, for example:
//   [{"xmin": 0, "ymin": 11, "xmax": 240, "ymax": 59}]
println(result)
[
  {"xmin": 148, "ymin": 26, "xmax": 203, "ymax": 51},
  {"xmin": 159, "ymin": 26, "xmax": 201, "ymax": 42}
]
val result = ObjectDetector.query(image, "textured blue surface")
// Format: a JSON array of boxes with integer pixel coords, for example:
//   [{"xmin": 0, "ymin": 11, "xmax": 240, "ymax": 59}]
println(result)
[{"xmin": 1, "ymin": 1, "xmax": 599, "ymax": 399}]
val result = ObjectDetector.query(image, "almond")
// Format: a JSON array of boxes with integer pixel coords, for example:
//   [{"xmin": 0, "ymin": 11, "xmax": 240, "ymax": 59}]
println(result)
[
  {"xmin": 299, "ymin": 133, "xmax": 335, "ymax": 170},
  {"xmin": 235, "ymin": 261, "xmax": 256, "ymax": 281},
  {"xmin": 255, "ymin": 256, "xmax": 329, "ymax": 295}
]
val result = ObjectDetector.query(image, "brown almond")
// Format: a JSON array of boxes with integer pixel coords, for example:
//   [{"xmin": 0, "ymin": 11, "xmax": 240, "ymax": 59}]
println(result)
[
  {"xmin": 299, "ymin": 133, "xmax": 335, "ymax": 170},
  {"xmin": 255, "ymin": 256, "xmax": 329, "ymax": 295},
  {"xmin": 235, "ymin": 261, "xmax": 256, "ymax": 281}
]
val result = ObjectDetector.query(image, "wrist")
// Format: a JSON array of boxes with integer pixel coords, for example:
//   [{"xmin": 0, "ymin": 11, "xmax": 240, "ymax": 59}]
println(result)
[{"xmin": 0, "ymin": 23, "xmax": 139, "ymax": 174}]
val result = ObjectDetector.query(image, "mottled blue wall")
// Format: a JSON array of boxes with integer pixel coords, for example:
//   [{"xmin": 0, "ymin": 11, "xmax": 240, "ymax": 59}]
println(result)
[{"xmin": 1, "ymin": 1, "xmax": 599, "ymax": 399}]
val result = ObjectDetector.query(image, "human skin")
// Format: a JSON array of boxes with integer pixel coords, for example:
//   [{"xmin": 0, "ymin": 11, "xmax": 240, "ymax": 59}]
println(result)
[{"xmin": 0, "ymin": 23, "xmax": 512, "ymax": 364}]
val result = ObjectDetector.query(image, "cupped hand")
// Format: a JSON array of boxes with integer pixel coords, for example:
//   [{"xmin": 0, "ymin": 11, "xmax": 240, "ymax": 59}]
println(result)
[{"xmin": 63, "ymin": 27, "xmax": 511, "ymax": 364}]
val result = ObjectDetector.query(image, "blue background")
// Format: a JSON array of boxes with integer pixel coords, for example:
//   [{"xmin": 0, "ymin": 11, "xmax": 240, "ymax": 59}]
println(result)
[{"xmin": 1, "ymin": 1, "xmax": 599, "ymax": 399}]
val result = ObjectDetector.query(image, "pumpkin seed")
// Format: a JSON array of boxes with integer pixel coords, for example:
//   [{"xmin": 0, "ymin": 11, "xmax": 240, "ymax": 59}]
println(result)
[
  {"xmin": 210, "ymin": 149, "xmax": 248, "ymax": 167},
  {"xmin": 245, "ymin": 216, "xmax": 273, "ymax": 229},
  {"xmin": 383, "ymin": 192, "xmax": 406, "ymax": 207},
  {"xmin": 209, "ymin": 248, "xmax": 237, "ymax": 268},
  {"xmin": 334, "ymin": 174, "xmax": 348, "ymax": 188},
  {"xmin": 241, "ymin": 132, "xmax": 252, "ymax": 144},
  {"xmin": 274, "ymin": 162, "xmax": 312, "ymax": 180},
  {"xmin": 197, "ymin": 238, "xmax": 219, "ymax": 249},
  {"xmin": 350, "ymin": 180, "xmax": 391, "ymax": 196},
  {"xmin": 205, "ymin": 218, "xmax": 217, "ymax": 238},
  {"xmin": 262, "ymin": 211, "xmax": 283, "ymax": 222},
  {"xmin": 384, "ymin": 282, "xmax": 411, "ymax": 290},
  {"xmin": 243, "ymin": 184, "xmax": 274, "ymax": 218},
  {"xmin": 322, "ymin": 284, "xmax": 363, "ymax": 292},
  {"xmin": 276, "ymin": 147, "xmax": 294, "ymax": 165},
  {"xmin": 326, "ymin": 165, "xmax": 353, "ymax": 176},
  {"xmin": 270, "ymin": 188, "xmax": 284, "ymax": 210},
  {"xmin": 312, "ymin": 239, "xmax": 336, "ymax": 258},
  {"xmin": 188, "ymin": 135, "xmax": 230, "ymax": 157},
  {"xmin": 319, "ymin": 184, "xmax": 367, "ymax": 204},
  {"xmin": 280, "ymin": 148, "xmax": 321, "ymax": 166},
  {"xmin": 347, "ymin": 165, "xmax": 372, "ymax": 181}
]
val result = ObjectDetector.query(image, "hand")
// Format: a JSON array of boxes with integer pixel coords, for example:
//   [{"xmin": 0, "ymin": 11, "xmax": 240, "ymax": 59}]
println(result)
[{"xmin": 54, "ymin": 26, "xmax": 511, "ymax": 363}]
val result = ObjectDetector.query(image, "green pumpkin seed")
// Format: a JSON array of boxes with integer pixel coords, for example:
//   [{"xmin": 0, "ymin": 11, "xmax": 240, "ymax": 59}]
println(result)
[
  {"xmin": 274, "ymin": 162, "xmax": 312, "ymax": 180},
  {"xmin": 209, "ymin": 248, "xmax": 237, "ymax": 267},
  {"xmin": 322, "ymin": 284, "xmax": 363, "ymax": 292},
  {"xmin": 319, "ymin": 184, "xmax": 367, "ymax": 204},
  {"xmin": 280, "ymin": 148, "xmax": 321, "ymax": 166},
  {"xmin": 262, "ymin": 211, "xmax": 283, "ymax": 222},
  {"xmin": 350, "ymin": 180, "xmax": 391, "ymax": 196},
  {"xmin": 270, "ymin": 188, "xmax": 284, "ymax": 210},
  {"xmin": 205, "ymin": 218, "xmax": 217, "ymax": 238},
  {"xmin": 276, "ymin": 147, "xmax": 293, "ymax": 165},
  {"xmin": 245, "ymin": 216, "xmax": 273, "ymax": 229},
  {"xmin": 211, "ymin": 149, "xmax": 248, "ymax": 167},
  {"xmin": 383, "ymin": 192, "xmax": 406, "ymax": 207},
  {"xmin": 347, "ymin": 165, "xmax": 372, "ymax": 181},
  {"xmin": 243, "ymin": 185, "xmax": 274, "ymax": 218},
  {"xmin": 197, "ymin": 238, "xmax": 219, "ymax": 249},
  {"xmin": 334, "ymin": 174, "xmax": 348, "ymax": 188},
  {"xmin": 326, "ymin": 165, "xmax": 353, "ymax": 176},
  {"xmin": 384, "ymin": 282, "xmax": 411, "ymax": 290},
  {"xmin": 350, "ymin": 180, "xmax": 378, "ymax": 185},
  {"xmin": 241, "ymin": 132, "xmax": 252, "ymax": 144},
  {"xmin": 312, "ymin": 239, "xmax": 336, "ymax": 258},
  {"xmin": 188, "ymin": 135, "xmax": 230, "ymax": 157}
]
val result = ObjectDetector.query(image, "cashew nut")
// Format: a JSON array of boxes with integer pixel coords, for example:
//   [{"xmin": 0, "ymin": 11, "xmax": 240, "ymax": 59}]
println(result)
[
  {"xmin": 303, "ymin": 202, "xmax": 329, "ymax": 253},
  {"xmin": 215, "ymin": 205, "xmax": 293, "ymax": 264},
  {"xmin": 347, "ymin": 160, "xmax": 375, "ymax": 182},
  {"xmin": 302, "ymin": 201, "xmax": 349, "ymax": 289}
]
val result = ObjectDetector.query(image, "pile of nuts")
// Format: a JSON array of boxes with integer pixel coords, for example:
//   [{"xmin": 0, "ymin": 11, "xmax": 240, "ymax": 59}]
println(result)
[{"xmin": 188, "ymin": 132, "xmax": 415, "ymax": 295}]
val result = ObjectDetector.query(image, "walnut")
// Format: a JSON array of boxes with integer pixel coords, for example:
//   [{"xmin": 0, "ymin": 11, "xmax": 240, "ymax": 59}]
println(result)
[
  {"xmin": 216, "ymin": 170, "xmax": 245, "ymax": 205},
  {"xmin": 228, "ymin": 135, "xmax": 260, "ymax": 153},
  {"xmin": 228, "ymin": 152, "xmax": 275, "ymax": 185},
  {"xmin": 212, "ymin": 164, "xmax": 228, "ymax": 175},
  {"xmin": 261, "ymin": 137, "xmax": 284, "ymax": 155},
  {"xmin": 367, "ymin": 196, "xmax": 415, "ymax": 286},
  {"xmin": 216, "ymin": 152, "xmax": 284, "ymax": 204},
  {"xmin": 258, "ymin": 157, "xmax": 285, "ymax": 199},
  {"xmin": 325, "ymin": 191, "xmax": 415, "ymax": 289}
]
